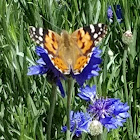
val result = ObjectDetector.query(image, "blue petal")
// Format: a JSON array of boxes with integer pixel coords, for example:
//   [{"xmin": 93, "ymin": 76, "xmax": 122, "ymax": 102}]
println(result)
[
  {"xmin": 78, "ymin": 85, "xmax": 96, "ymax": 102},
  {"xmin": 56, "ymin": 80, "xmax": 65, "ymax": 97},
  {"xmin": 27, "ymin": 65, "xmax": 48, "ymax": 75},
  {"xmin": 37, "ymin": 47, "xmax": 64, "ymax": 79},
  {"xmin": 28, "ymin": 46, "xmax": 65, "ymax": 97},
  {"xmin": 107, "ymin": 6, "xmax": 113, "ymax": 19},
  {"xmin": 62, "ymin": 126, "xmax": 67, "ymax": 132},
  {"xmin": 36, "ymin": 46, "xmax": 46, "ymax": 56},
  {"xmin": 100, "ymin": 117, "xmax": 117, "ymax": 131},
  {"xmin": 36, "ymin": 58, "xmax": 46, "ymax": 65},
  {"xmin": 62, "ymin": 111, "xmax": 92, "ymax": 137},
  {"xmin": 88, "ymin": 97, "xmax": 130, "ymax": 131},
  {"xmin": 116, "ymin": 5, "xmax": 123, "ymax": 23}
]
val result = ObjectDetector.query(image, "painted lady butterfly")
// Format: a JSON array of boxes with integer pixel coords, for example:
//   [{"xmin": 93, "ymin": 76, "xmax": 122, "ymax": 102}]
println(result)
[{"xmin": 29, "ymin": 23, "xmax": 107, "ymax": 75}]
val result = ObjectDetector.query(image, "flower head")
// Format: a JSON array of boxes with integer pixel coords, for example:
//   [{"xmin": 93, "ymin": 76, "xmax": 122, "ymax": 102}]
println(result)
[
  {"xmin": 28, "ymin": 46, "xmax": 65, "ymax": 97},
  {"xmin": 107, "ymin": 5, "xmax": 123, "ymax": 23},
  {"xmin": 122, "ymin": 30, "xmax": 133, "ymax": 45},
  {"xmin": 28, "ymin": 46, "xmax": 102, "ymax": 88},
  {"xmin": 107, "ymin": 6, "xmax": 113, "ymax": 23},
  {"xmin": 116, "ymin": 5, "xmax": 123, "ymax": 23},
  {"xmin": 78, "ymin": 85, "xmax": 96, "ymax": 102},
  {"xmin": 62, "ymin": 111, "xmax": 92, "ymax": 137},
  {"xmin": 28, "ymin": 45, "xmax": 102, "ymax": 97},
  {"xmin": 88, "ymin": 98, "xmax": 129, "ymax": 131}
]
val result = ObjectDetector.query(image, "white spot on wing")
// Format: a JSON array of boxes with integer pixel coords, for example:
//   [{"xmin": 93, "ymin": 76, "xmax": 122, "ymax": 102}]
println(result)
[
  {"xmin": 36, "ymin": 40, "xmax": 40, "ymax": 44},
  {"xmin": 39, "ymin": 28, "xmax": 43, "ymax": 36},
  {"xmin": 92, "ymin": 47, "xmax": 95, "ymax": 52},
  {"xmin": 40, "ymin": 43, "xmax": 44, "ymax": 47},
  {"xmin": 98, "ymin": 37, "xmax": 102, "ymax": 42},
  {"xmin": 64, "ymin": 70, "xmax": 70, "ymax": 75},
  {"xmin": 89, "ymin": 52, "xmax": 93, "ymax": 57},
  {"xmin": 93, "ymin": 33, "xmax": 98, "ymax": 39},
  {"xmin": 94, "ymin": 41, "xmax": 98, "ymax": 46},
  {"xmin": 48, "ymin": 54, "xmax": 53, "ymax": 58},
  {"xmin": 35, "ymin": 35, "xmax": 38, "ymax": 38},
  {"xmin": 51, "ymin": 59, "xmax": 54, "ymax": 65},
  {"xmin": 32, "ymin": 27, "xmax": 36, "ymax": 32},
  {"xmin": 73, "ymin": 70, "xmax": 80, "ymax": 75},
  {"xmin": 100, "ymin": 28, "xmax": 103, "ymax": 31},
  {"xmin": 98, "ymin": 23, "xmax": 102, "ymax": 28},
  {"xmin": 39, "ymin": 36, "xmax": 43, "ymax": 41},
  {"xmin": 30, "ymin": 34, "xmax": 33, "ymax": 38},
  {"xmin": 90, "ymin": 24, "xmax": 95, "ymax": 33}
]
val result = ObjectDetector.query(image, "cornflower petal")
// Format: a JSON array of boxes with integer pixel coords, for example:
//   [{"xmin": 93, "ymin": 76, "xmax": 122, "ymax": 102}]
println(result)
[
  {"xmin": 28, "ymin": 46, "xmax": 102, "ymax": 97},
  {"xmin": 88, "ymin": 98, "xmax": 130, "ymax": 131},
  {"xmin": 28, "ymin": 46, "xmax": 65, "ymax": 97},
  {"xmin": 116, "ymin": 5, "xmax": 123, "ymax": 23},
  {"xmin": 107, "ymin": 5, "xmax": 113, "ymax": 23},
  {"xmin": 27, "ymin": 65, "xmax": 48, "ymax": 75},
  {"xmin": 62, "ymin": 111, "xmax": 92, "ymax": 137},
  {"xmin": 107, "ymin": 5, "xmax": 123, "ymax": 23},
  {"xmin": 78, "ymin": 85, "xmax": 96, "ymax": 102}
]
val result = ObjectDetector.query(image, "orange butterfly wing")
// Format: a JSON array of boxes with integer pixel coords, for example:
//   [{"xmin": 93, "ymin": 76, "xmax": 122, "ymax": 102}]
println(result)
[
  {"xmin": 29, "ymin": 27, "xmax": 70, "ymax": 74},
  {"xmin": 71, "ymin": 23, "xmax": 107, "ymax": 74}
]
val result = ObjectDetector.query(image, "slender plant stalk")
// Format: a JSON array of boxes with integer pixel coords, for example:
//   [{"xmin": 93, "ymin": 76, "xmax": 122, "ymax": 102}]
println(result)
[
  {"xmin": 91, "ymin": 136, "xmax": 98, "ymax": 140},
  {"xmin": 123, "ymin": 46, "xmax": 133, "ymax": 140},
  {"xmin": 66, "ymin": 77, "xmax": 75, "ymax": 140},
  {"xmin": 47, "ymin": 83, "xmax": 57, "ymax": 140},
  {"xmin": 91, "ymin": 135, "xmax": 103, "ymax": 140},
  {"xmin": 123, "ymin": 46, "xmax": 128, "ymax": 102}
]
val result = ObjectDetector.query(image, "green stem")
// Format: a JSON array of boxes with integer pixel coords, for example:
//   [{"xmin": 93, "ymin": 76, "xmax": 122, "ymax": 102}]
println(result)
[
  {"xmin": 91, "ymin": 136, "xmax": 98, "ymax": 140},
  {"xmin": 123, "ymin": 46, "xmax": 128, "ymax": 102},
  {"xmin": 47, "ymin": 83, "xmax": 57, "ymax": 140},
  {"xmin": 91, "ymin": 135, "xmax": 102, "ymax": 140},
  {"xmin": 66, "ymin": 77, "xmax": 75, "ymax": 140}
]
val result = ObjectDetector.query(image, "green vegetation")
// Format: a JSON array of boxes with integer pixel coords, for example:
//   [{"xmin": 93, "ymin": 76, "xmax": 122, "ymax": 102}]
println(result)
[{"xmin": 0, "ymin": 0, "xmax": 140, "ymax": 140}]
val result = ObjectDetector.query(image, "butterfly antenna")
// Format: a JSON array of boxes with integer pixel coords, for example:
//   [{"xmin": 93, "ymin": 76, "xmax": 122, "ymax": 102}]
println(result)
[{"xmin": 40, "ymin": 15, "xmax": 62, "ymax": 31}]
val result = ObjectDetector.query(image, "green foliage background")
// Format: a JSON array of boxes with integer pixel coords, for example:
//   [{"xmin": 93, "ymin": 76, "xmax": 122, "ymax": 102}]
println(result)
[{"xmin": 0, "ymin": 0, "xmax": 140, "ymax": 140}]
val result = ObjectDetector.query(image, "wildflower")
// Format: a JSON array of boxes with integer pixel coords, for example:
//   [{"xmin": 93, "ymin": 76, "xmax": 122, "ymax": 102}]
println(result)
[
  {"xmin": 116, "ymin": 5, "xmax": 123, "ymax": 23},
  {"xmin": 107, "ymin": 5, "xmax": 123, "ymax": 23},
  {"xmin": 78, "ymin": 85, "xmax": 96, "ymax": 102},
  {"xmin": 73, "ymin": 47, "xmax": 102, "ymax": 86},
  {"xmin": 62, "ymin": 111, "xmax": 92, "ymax": 137},
  {"xmin": 88, "ymin": 98, "xmax": 129, "ymax": 131},
  {"xmin": 28, "ymin": 46, "xmax": 102, "ymax": 97},
  {"xmin": 89, "ymin": 120, "xmax": 103, "ymax": 136},
  {"xmin": 122, "ymin": 30, "xmax": 133, "ymax": 45},
  {"xmin": 107, "ymin": 6, "xmax": 113, "ymax": 23},
  {"xmin": 27, "ymin": 46, "xmax": 65, "ymax": 97}
]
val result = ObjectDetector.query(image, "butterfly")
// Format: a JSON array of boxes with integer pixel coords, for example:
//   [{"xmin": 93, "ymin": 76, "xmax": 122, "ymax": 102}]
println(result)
[{"xmin": 29, "ymin": 23, "xmax": 107, "ymax": 75}]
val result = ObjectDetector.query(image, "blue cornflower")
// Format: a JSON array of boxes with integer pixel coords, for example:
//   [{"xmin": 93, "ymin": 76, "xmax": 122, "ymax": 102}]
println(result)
[
  {"xmin": 27, "ymin": 46, "xmax": 65, "ymax": 97},
  {"xmin": 72, "ymin": 47, "xmax": 102, "ymax": 86},
  {"xmin": 107, "ymin": 6, "xmax": 113, "ymax": 23},
  {"xmin": 78, "ymin": 85, "xmax": 96, "ymax": 102},
  {"xmin": 116, "ymin": 5, "xmax": 123, "ymax": 23},
  {"xmin": 62, "ymin": 111, "xmax": 92, "ymax": 137},
  {"xmin": 107, "ymin": 5, "xmax": 123, "ymax": 23},
  {"xmin": 88, "ymin": 98, "xmax": 129, "ymax": 131},
  {"xmin": 28, "ymin": 46, "xmax": 102, "ymax": 90}
]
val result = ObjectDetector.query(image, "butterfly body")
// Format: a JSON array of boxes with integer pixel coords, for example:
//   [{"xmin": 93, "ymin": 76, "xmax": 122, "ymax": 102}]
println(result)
[{"xmin": 29, "ymin": 24, "xmax": 107, "ymax": 75}]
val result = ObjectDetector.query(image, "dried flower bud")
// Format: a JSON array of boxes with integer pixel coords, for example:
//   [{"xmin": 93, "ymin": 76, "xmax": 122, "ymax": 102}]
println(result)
[
  {"xmin": 108, "ymin": 49, "xmax": 114, "ymax": 60},
  {"xmin": 122, "ymin": 30, "xmax": 133, "ymax": 45},
  {"xmin": 89, "ymin": 120, "xmax": 103, "ymax": 136}
]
